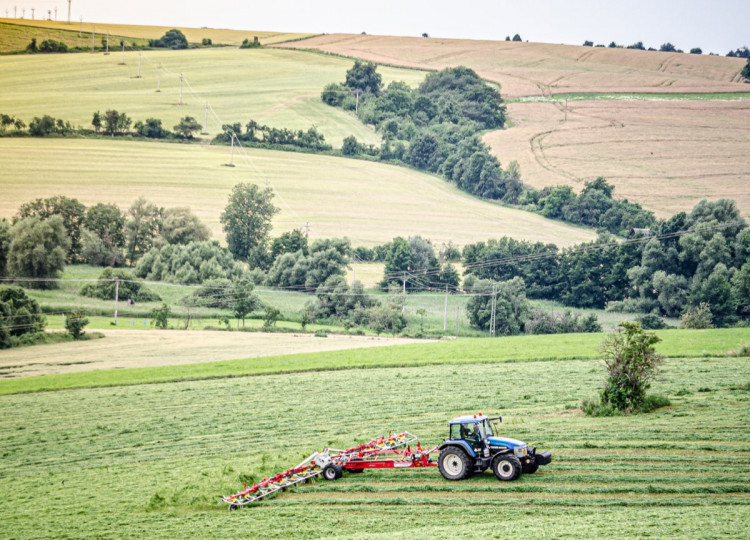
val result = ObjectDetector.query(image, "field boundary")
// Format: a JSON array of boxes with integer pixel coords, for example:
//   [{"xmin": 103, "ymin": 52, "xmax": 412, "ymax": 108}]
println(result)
[{"xmin": 1, "ymin": 328, "xmax": 746, "ymax": 396}]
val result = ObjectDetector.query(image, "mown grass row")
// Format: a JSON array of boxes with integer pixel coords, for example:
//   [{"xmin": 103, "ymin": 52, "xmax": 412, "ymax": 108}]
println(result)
[{"xmin": 1, "ymin": 356, "xmax": 748, "ymax": 538}]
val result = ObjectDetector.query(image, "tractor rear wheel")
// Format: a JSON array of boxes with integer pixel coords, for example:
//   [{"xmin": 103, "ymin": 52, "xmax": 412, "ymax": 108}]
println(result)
[
  {"xmin": 492, "ymin": 455, "xmax": 522, "ymax": 481},
  {"xmin": 438, "ymin": 447, "xmax": 472, "ymax": 481}
]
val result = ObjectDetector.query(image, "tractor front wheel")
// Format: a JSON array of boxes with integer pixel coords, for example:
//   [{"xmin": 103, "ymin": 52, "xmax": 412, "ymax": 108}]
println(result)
[
  {"xmin": 438, "ymin": 447, "xmax": 472, "ymax": 481},
  {"xmin": 492, "ymin": 455, "xmax": 522, "ymax": 481}
]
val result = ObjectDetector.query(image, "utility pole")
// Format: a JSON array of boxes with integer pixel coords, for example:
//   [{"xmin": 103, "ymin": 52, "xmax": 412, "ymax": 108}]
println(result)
[
  {"xmin": 156, "ymin": 65, "xmax": 161, "ymax": 91},
  {"xmin": 48, "ymin": 9, "xmax": 51, "ymax": 20},
  {"xmin": 564, "ymin": 97, "xmax": 568, "ymax": 121},
  {"xmin": 104, "ymin": 32, "xmax": 109, "ymax": 54},
  {"xmin": 304, "ymin": 222, "xmax": 310, "ymax": 237},
  {"xmin": 91, "ymin": 26, "xmax": 96, "ymax": 53},
  {"xmin": 79, "ymin": 16, "xmax": 82, "ymax": 36},
  {"xmin": 121, "ymin": 40, "xmax": 126, "ymax": 65},
  {"xmin": 30, "ymin": 8, "xmax": 34, "ymax": 19},
  {"xmin": 443, "ymin": 285, "xmax": 448, "ymax": 333},
  {"xmin": 68, "ymin": 0, "xmax": 72, "ymax": 24},
  {"xmin": 355, "ymin": 89, "xmax": 360, "ymax": 114},
  {"xmin": 113, "ymin": 277, "xmax": 120, "ymax": 325},
  {"xmin": 179, "ymin": 73, "xmax": 183, "ymax": 105},
  {"xmin": 489, "ymin": 283, "xmax": 497, "ymax": 337},
  {"xmin": 228, "ymin": 134, "xmax": 235, "ymax": 166},
  {"xmin": 203, "ymin": 102, "xmax": 208, "ymax": 134},
  {"xmin": 54, "ymin": 7, "xmax": 57, "ymax": 20},
  {"xmin": 137, "ymin": 51, "xmax": 141, "ymax": 77},
  {"xmin": 352, "ymin": 260, "xmax": 357, "ymax": 285},
  {"xmin": 402, "ymin": 272, "xmax": 407, "ymax": 314},
  {"xmin": 14, "ymin": 6, "xmax": 17, "ymax": 18}
]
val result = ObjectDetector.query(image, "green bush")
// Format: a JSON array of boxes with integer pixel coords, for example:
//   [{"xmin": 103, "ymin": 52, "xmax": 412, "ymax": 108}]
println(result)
[
  {"xmin": 596, "ymin": 322, "xmax": 664, "ymax": 414},
  {"xmin": 80, "ymin": 268, "xmax": 161, "ymax": 302},
  {"xmin": 65, "ymin": 309, "xmax": 89, "ymax": 339}
]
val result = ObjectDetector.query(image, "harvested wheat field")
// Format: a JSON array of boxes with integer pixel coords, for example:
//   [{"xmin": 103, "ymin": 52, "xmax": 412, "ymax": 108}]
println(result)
[
  {"xmin": 484, "ymin": 98, "xmax": 750, "ymax": 218},
  {"xmin": 277, "ymin": 34, "xmax": 747, "ymax": 97},
  {"xmin": 0, "ymin": 330, "xmax": 427, "ymax": 378}
]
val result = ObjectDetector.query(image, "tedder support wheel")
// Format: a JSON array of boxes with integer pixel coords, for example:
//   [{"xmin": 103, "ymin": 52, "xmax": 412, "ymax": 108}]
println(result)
[
  {"xmin": 438, "ymin": 447, "xmax": 472, "ymax": 481},
  {"xmin": 492, "ymin": 454, "xmax": 522, "ymax": 481},
  {"xmin": 522, "ymin": 460, "xmax": 539, "ymax": 474},
  {"xmin": 322, "ymin": 464, "xmax": 342, "ymax": 481}
]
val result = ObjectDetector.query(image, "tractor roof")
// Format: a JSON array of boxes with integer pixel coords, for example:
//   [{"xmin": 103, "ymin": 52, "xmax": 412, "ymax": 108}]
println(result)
[{"xmin": 449, "ymin": 414, "xmax": 488, "ymax": 424}]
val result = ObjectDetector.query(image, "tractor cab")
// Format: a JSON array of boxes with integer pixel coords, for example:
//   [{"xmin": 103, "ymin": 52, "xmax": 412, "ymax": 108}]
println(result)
[{"xmin": 447, "ymin": 414, "xmax": 492, "ymax": 457}]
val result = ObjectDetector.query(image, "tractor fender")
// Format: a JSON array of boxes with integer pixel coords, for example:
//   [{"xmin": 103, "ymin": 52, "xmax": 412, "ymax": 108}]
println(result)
[{"xmin": 439, "ymin": 440, "xmax": 476, "ymax": 458}]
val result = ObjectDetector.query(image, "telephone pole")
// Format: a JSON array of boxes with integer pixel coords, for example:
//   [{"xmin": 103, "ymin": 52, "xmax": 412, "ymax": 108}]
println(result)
[
  {"xmin": 228, "ymin": 134, "xmax": 235, "ymax": 166},
  {"xmin": 443, "ymin": 285, "xmax": 449, "ymax": 333},
  {"xmin": 113, "ymin": 277, "xmax": 121, "ymax": 325},
  {"xmin": 179, "ymin": 73, "xmax": 183, "ymax": 105},
  {"xmin": 137, "ymin": 51, "xmax": 141, "ymax": 77},
  {"xmin": 120, "ymin": 40, "xmax": 126, "ymax": 64},
  {"xmin": 203, "ymin": 102, "xmax": 208, "ymax": 134},
  {"xmin": 68, "ymin": 0, "xmax": 72, "ymax": 24},
  {"xmin": 156, "ymin": 65, "xmax": 161, "ymax": 91},
  {"xmin": 105, "ymin": 32, "xmax": 109, "ymax": 54},
  {"xmin": 489, "ymin": 283, "xmax": 497, "ymax": 337},
  {"xmin": 91, "ymin": 25, "xmax": 95, "ymax": 53},
  {"xmin": 30, "ymin": 8, "xmax": 34, "ymax": 19},
  {"xmin": 402, "ymin": 272, "xmax": 407, "ymax": 314}
]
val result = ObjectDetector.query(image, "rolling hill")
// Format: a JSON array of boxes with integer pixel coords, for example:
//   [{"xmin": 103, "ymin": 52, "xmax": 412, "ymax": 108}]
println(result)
[
  {"xmin": 0, "ymin": 137, "xmax": 596, "ymax": 248},
  {"xmin": 278, "ymin": 34, "xmax": 750, "ymax": 218}
]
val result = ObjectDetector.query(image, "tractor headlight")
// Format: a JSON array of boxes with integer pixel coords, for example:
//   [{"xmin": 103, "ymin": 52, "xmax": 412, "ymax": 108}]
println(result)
[{"xmin": 514, "ymin": 446, "xmax": 528, "ymax": 458}]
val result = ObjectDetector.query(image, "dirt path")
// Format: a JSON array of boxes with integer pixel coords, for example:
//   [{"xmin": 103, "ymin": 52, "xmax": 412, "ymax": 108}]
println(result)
[{"xmin": 0, "ymin": 330, "xmax": 430, "ymax": 378}]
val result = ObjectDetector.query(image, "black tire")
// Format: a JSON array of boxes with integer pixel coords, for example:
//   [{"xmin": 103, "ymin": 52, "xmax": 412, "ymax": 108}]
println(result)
[
  {"xmin": 322, "ymin": 464, "xmax": 339, "ymax": 481},
  {"xmin": 333, "ymin": 464, "xmax": 344, "ymax": 479},
  {"xmin": 438, "ymin": 447, "xmax": 473, "ymax": 481},
  {"xmin": 492, "ymin": 454, "xmax": 522, "ymax": 481},
  {"xmin": 344, "ymin": 467, "xmax": 365, "ymax": 473},
  {"xmin": 522, "ymin": 460, "xmax": 539, "ymax": 474}
]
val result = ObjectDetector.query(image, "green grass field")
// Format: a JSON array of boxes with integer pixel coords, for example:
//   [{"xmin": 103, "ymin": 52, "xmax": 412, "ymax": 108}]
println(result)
[
  {"xmin": 1, "ymin": 336, "xmax": 748, "ymax": 538},
  {"xmin": 1, "ymin": 327, "xmax": 747, "ymax": 395},
  {"xmin": 0, "ymin": 138, "xmax": 596, "ymax": 248},
  {"xmin": 0, "ymin": 46, "xmax": 422, "ymax": 146}
]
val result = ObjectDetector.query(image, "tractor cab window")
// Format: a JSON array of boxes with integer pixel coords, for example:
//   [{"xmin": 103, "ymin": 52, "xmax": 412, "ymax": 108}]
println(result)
[
  {"xmin": 461, "ymin": 422, "xmax": 483, "ymax": 448},
  {"xmin": 484, "ymin": 419, "xmax": 494, "ymax": 437}
]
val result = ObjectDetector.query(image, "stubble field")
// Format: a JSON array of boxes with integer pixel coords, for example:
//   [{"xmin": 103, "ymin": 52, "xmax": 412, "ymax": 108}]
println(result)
[
  {"xmin": 279, "ymin": 34, "xmax": 750, "ymax": 217},
  {"xmin": 484, "ymin": 98, "xmax": 750, "ymax": 218},
  {"xmin": 277, "ymin": 34, "xmax": 747, "ymax": 98}
]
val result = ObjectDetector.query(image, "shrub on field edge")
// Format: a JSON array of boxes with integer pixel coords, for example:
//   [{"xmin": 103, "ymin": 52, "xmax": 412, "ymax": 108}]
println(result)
[
  {"xmin": 65, "ymin": 309, "xmax": 89, "ymax": 339},
  {"xmin": 583, "ymin": 322, "xmax": 666, "ymax": 415}
]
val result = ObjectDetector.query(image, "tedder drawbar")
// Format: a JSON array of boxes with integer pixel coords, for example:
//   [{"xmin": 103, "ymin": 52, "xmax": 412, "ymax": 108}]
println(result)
[{"xmin": 221, "ymin": 413, "xmax": 551, "ymax": 509}]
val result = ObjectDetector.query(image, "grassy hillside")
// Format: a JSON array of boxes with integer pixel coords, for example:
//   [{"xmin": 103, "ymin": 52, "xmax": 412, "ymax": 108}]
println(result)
[
  {"xmin": 0, "ymin": 342, "xmax": 747, "ymax": 537},
  {"xmin": 0, "ymin": 47, "xmax": 424, "ymax": 146},
  {"xmin": 0, "ymin": 21, "xmax": 150, "ymax": 53},
  {"xmin": 0, "ymin": 19, "xmax": 312, "ymax": 50},
  {"xmin": 0, "ymin": 138, "xmax": 597, "ymax": 247}
]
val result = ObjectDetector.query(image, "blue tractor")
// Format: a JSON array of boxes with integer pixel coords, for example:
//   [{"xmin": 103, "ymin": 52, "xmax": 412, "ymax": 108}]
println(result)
[{"xmin": 437, "ymin": 413, "xmax": 551, "ymax": 481}]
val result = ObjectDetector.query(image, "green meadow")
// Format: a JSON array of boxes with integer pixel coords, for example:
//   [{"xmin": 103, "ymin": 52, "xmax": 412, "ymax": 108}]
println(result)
[{"xmin": 1, "ymin": 340, "xmax": 748, "ymax": 538}]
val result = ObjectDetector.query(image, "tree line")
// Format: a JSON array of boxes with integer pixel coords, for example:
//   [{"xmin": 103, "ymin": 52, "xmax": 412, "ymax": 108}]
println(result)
[
  {"xmin": 0, "ymin": 110, "xmax": 202, "ymax": 139},
  {"xmin": 461, "ymin": 198, "xmax": 749, "ymax": 329}
]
